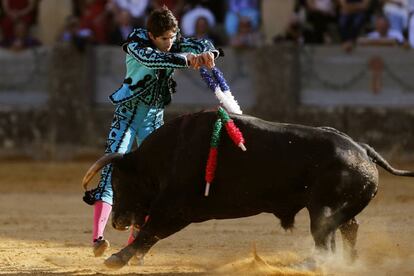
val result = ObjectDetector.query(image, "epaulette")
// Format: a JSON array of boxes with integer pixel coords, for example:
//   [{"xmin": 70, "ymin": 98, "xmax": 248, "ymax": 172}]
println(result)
[{"xmin": 122, "ymin": 28, "xmax": 151, "ymax": 53}]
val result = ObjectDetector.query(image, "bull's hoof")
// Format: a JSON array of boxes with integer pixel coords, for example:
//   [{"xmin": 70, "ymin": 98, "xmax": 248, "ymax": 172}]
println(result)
[{"xmin": 104, "ymin": 254, "xmax": 128, "ymax": 269}]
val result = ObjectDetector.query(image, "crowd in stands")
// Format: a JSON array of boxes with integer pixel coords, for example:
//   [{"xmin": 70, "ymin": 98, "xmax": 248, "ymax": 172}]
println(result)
[
  {"xmin": 1, "ymin": 0, "xmax": 414, "ymax": 53},
  {"xmin": 0, "ymin": 0, "xmax": 262, "ymax": 52},
  {"xmin": 276, "ymin": 0, "xmax": 414, "ymax": 51},
  {"xmin": 0, "ymin": 0, "xmax": 40, "ymax": 51}
]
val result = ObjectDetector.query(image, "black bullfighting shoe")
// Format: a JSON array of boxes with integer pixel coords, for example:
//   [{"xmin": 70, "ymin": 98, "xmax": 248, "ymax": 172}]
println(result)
[{"xmin": 93, "ymin": 237, "xmax": 110, "ymax": 257}]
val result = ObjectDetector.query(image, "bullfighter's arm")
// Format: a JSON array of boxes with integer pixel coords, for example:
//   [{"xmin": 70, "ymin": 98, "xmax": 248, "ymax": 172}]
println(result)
[
  {"xmin": 177, "ymin": 37, "xmax": 220, "ymax": 58},
  {"xmin": 125, "ymin": 43, "xmax": 191, "ymax": 69},
  {"xmin": 177, "ymin": 37, "xmax": 220, "ymax": 68}
]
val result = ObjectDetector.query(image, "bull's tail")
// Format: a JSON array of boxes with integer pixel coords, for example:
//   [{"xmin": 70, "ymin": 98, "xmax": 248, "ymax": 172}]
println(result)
[
  {"xmin": 82, "ymin": 153, "xmax": 124, "ymax": 190},
  {"xmin": 359, "ymin": 143, "xmax": 414, "ymax": 177}
]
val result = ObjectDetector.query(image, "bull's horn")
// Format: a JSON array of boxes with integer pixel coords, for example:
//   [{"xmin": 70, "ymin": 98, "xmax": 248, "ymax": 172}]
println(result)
[{"xmin": 82, "ymin": 153, "xmax": 124, "ymax": 190}]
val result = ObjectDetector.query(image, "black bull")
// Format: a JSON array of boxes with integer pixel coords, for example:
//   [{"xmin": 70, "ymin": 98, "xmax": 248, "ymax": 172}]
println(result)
[{"xmin": 82, "ymin": 111, "xmax": 414, "ymax": 269}]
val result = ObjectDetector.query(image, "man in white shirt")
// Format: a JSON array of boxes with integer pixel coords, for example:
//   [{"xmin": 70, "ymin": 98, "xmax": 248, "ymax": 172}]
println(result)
[
  {"xmin": 408, "ymin": 0, "xmax": 414, "ymax": 47},
  {"xmin": 358, "ymin": 15, "xmax": 405, "ymax": 46}
]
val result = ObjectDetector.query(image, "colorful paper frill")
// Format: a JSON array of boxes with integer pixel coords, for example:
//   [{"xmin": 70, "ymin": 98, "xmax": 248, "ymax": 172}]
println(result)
[
  {"xmin": 218, "ymin": 107, "xmax": 246, "ymax": 151},
  {"xmin": 204, "ymin": 108, "xmax": 246, "ymax": 196},
  {"xmin": 212, "ymin": 68, "xmax": 243, "ymax": 115},
  {"xmin": 199, "ymin": 67, "xmax": 243, "ymax": 115},
  {"xmin": 199, "ymin": 67, "xmax": 217, "ymax": 92},
  {"xmin": 205, "ymin": 118, "xmax": 222, "ymax": 196}
]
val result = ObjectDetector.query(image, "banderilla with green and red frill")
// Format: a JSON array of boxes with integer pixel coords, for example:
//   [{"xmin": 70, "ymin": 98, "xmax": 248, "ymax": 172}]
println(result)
[{"xmin": 204, "ymin": 106, "xmax": 246, "ymax": 196}]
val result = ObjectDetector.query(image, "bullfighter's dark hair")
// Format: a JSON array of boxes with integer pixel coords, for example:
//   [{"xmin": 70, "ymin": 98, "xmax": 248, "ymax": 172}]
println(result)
[{"xmin": 147, "ymin": 6, "xmax": 178, "ymax": 37}]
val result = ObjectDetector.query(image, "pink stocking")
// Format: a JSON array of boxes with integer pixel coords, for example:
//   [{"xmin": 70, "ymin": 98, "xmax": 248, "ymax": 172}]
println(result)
[{"xmin": 92, "ymin": 201, "xmax": 112, "ymax": 243}]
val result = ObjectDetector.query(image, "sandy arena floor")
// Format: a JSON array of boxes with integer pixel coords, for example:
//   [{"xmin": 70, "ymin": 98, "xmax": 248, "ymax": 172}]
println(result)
[{"xmin": 0, "ymin": 161, "xmax": 413, "ymax": 275}]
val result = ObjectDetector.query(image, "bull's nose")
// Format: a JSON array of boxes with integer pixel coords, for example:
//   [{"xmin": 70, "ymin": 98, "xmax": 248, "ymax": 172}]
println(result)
[{"xmin": 112, "ymin": 221, "xmax": 130, "ymax": 231}]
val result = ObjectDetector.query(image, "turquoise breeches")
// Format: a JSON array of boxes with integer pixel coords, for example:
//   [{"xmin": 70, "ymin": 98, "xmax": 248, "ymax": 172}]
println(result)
[{"xmin": 95, "ymin": 99, "xmax": 164, "ymax": 205}]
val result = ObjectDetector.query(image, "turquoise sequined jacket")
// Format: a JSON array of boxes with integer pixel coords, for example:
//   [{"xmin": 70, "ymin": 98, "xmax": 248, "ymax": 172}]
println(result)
[{"xmin": 109, "ymin": 28, "xmax": 220, "ymax": 107}]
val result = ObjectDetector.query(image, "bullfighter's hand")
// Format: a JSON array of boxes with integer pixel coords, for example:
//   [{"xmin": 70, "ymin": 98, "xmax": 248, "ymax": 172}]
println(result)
[
  {"xmin": 187, "ymin": 53, "xmax": 201, "ymax": 69},
  {"xmin": 199, "ymin": 52, "xmax": 215, "ymax": 69}
]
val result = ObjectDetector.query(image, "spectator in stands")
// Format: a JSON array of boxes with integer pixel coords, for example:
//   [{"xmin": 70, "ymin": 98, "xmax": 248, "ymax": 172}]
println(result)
[
  {"xmin": 230, "ymin": 16, "xmax": 262, "ymax": 48},
  {"xmin": 225, "ymin": 0, "xmax": 260, "ymax": 37},
  {"xmin": 193, "ymin": 16, "xmax": 224, "ymax": 45},
  {"xmin": 194, "ymin": 16, "xmax": 210, "ymax": 39},
  {"xmin": 358, "ymin": 14, "xmax": 405, "ymax": 45},
  {"xmin": 408, "ymin": 0, "xmax": 414, "ymax": 47},
  {"xmin": 180, "ymin": 4, "xmax": 216, "ymax": 37},
  {"xmin": 305, "ymin": 0, "xmax": 338, "ymax": 44},
  {"xmin": 380, "ymin": 0, "xmax": 414, "ymax": 48},
  {"xmin": 59, "ymin": 15, "xmax": 80, "ymax": 42},
  {"xmin": 0, "ymin": 4, "xmax": 2, "ymax": 41},
  {"xmin": 274, "ymin": 14, "xmax": 305, "ymax": 45},
  {"xmin": 338, "ymin": 0, "xmax": 371, "ymax": 51},
  {"xmin": 382, "ymin": 0, "xmax": 410, "ymax": 33},
  {"xmin": 293, "ymin": 0, "xmax": 307, "ymax": 22},
  {"xmin": 58, "ymin": 15, "xmax": 93, "ymax": 51},
  {"xmin": 107, "ymin": 0, "xmax": 149, "ymax": 28},
  {"xmin": 108, "ymin": 9, "xmax": 134, "ymax": 45},
  {"xmin": 78, "ymin": 0, "xmax": 110, "ymax": 44},
  {"xmin": 0, "ymin": 20, "xmax": 40, "ymax": 51},
  {"xmin": 190, "ymin": 0, "xmax": 227, "ymax": 24},
  {"xmin": 0, "ymin": 0, "xmax": 38, "ymax": 41}
]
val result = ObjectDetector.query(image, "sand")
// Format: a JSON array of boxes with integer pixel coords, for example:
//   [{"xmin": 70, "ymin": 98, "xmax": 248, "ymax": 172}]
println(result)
[{"xmin": 0, "ymin": 161, "xmax": 413, "ymax": 275}]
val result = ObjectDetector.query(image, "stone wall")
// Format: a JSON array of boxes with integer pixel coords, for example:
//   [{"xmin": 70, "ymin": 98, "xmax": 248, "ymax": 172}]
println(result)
[{"xmin": 250, "ymin": 44, "xmax": 414, "ymax": 158}]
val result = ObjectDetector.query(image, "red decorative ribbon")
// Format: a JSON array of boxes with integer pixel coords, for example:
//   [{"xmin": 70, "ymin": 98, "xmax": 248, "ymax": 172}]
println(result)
[
  {"xmin": 205, "ymin": 147, "xmax": 218, "ymax": 184},
  {"xmin": 224, "ymin": 120, "xmax": 246, "ymax": 151}
]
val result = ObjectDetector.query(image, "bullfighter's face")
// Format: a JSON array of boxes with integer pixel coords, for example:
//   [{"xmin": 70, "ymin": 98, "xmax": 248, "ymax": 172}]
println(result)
[{"xmin": 149, "ymin": 30, "xmax": 177, "ymax": 52}]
